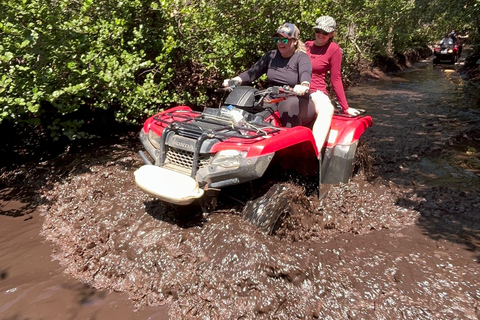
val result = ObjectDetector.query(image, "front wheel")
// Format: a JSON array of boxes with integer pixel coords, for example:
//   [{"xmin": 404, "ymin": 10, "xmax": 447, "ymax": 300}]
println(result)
[{"xmin": 242, "ymin": 183, "xmax": 295, "ymax": 234}]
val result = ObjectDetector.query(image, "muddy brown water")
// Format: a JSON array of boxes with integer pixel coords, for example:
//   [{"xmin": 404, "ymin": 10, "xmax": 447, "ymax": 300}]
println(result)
[{"xmin": 2, "ymin": 57, "xmax": 480, "ymax": 319}]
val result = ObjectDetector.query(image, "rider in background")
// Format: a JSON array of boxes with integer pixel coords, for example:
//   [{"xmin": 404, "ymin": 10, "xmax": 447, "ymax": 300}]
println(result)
[
  {"xmin": 439, "ymin": 34, "xmax": 454, "ymax": 47},
  {"xmin": 449, "ymin": 29, "xmax": 464, "ymax": 57},
  {"xmin": 223, "ymin": 23, "xmax": 316, "ymax": 128},
  {"xmin": 305, "ymin": 15, "xmax": 361, "ymax": 153},
  {"xmin": 449, "ymin": 30, "xmax": 458, "ymax": 43}
]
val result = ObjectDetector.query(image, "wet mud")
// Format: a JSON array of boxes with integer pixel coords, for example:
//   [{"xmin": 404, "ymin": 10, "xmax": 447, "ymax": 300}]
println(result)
[
  {"xmin": 2, "ymin": 58, "xmax": 480, "ymax": 319},
  {"xmin": 37, "ymin": 156, "xmax": 423, "ymax": 319}
]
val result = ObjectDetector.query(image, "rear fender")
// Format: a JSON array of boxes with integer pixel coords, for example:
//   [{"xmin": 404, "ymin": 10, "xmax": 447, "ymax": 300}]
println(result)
[
  {"xmin": 321, "ymin": 141, "xmax": 358, "ymax": 184},
  {"xmin": 327, "ymin": 115, "xmax": 372, "ymax": 147},
  {"xmin": 321, "ymin": 115, "xmax": 372, "ymax": 184}
]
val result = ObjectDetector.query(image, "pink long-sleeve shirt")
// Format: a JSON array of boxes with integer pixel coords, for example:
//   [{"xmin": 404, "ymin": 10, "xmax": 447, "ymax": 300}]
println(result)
[{"xmin": 305, "ymin": 40, "xmax": 349, "ymax": 111}]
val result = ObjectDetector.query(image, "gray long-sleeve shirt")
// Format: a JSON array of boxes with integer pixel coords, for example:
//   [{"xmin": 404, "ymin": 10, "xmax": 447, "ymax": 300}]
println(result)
[{"xmin": 238, "ymin": 50, "xmax": 312, "ymax": 88}]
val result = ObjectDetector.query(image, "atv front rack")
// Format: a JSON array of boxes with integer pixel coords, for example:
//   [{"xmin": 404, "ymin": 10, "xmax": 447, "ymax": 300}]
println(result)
[
  {"xmin": 150, "ymin": 109, "xmax": 283, "ymax": 179},
  {"xmin": 153, "ymin": 109, "xmax": 283, "ymax": 140}
]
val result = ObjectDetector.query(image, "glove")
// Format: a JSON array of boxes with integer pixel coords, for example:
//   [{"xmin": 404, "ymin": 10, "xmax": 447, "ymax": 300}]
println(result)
[
  {"xmin": 292, "ymin": 84, "xmax": 309, "ymax": 95},
  {"xmin": 346, "ymin": 107, "xmax": 361, "ymax": 116},
  {"xmin": 222, "ymin": 76, "xmax": 242, "ymax": 88}
]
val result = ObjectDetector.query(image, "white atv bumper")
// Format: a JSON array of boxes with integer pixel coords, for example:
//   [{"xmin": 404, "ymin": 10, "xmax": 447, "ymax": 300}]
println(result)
[{"xmin": 134, "ymin": 165, "xmax": 204, "ymax": 205}]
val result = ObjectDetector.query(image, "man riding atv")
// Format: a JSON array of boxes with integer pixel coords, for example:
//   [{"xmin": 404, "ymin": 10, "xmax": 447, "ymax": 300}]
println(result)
[
  {"xmin": 439, "ymin": 34, "xmax": 454, "ymax": 47},
  {"xmin": 434, "ymin": 34, "xmax": 459, "ymax": 64}
]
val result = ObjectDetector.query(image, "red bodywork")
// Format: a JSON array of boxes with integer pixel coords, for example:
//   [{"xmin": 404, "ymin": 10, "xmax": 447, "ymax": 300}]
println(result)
[
  {"xmin": 135, "ymin": 86, "xmax": 373, "ymax": 210},
  {"xmin": 142, "ymin": 105, "xmax": 372, "ymax": 159},
  {"xmin": 433, "ymin": 45, "xmax": 459, "ymax": 64},
  {"xmin": 434, "ymin": 45, "xmax": 459, "ymax": 55}
]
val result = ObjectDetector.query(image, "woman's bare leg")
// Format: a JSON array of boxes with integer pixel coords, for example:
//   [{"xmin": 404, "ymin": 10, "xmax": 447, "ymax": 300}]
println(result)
[{"xmin": 311, "ymin": 91, "xmax": 334, "ymax": 154}]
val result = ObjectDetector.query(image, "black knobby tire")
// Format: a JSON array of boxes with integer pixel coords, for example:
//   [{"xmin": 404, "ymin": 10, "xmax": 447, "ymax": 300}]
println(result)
[{"xmin": 242, "ymin": 183, "xmax": 294, "ymax": 235}]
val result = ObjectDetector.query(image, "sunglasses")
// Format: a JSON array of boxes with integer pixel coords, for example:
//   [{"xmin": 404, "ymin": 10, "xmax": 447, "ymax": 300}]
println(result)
[
  {"xmin": 315, "ymin": 29, "xmax": 331, "ymax": 36},
  {"xmin": 273, "ymin": 36, "xmax": 290, "ymax": 44}
]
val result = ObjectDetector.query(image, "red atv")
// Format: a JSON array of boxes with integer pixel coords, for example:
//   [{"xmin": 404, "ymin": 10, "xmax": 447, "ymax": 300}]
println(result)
[
  {"xmin": 433, "ymin": 43, "xmax": 459, "ymax": 64},
  {"xmin": 134, "ymin": 85, "xmax": 372, "ymax": 233}
]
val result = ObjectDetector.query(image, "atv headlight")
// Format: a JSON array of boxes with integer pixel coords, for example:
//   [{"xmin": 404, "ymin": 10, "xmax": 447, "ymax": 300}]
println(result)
[
  {"xmin": 210, "ymin": 150, "xmax": 246, "ymax": 169},
  {"xmin": 148, "ymin": 130, "xmax": 161, "ymax": 149},
  {"xmin": 448, "ymin": 49, "xmax": 454, "ymax": 53}
]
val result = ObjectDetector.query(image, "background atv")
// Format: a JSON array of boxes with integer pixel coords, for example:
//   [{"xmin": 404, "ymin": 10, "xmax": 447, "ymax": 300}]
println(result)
[
  {"xmin": 433, "ymin": 43, "xmax": 459, "ymax": 64},
  {"xmin": 134, "ymin": 85, "xmax": 372, "ymax": 233}
]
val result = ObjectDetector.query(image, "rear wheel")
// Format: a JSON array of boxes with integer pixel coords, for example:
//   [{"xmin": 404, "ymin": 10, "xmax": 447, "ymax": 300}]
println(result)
[{"xmin": 242, "ymin": 183, "xmax": 294, "ymax": 234}]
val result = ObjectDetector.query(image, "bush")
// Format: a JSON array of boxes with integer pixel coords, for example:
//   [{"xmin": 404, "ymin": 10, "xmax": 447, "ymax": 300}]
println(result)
[{"xmin": 1, "ymin": 0, "xmax": 478, "ymax": 141}]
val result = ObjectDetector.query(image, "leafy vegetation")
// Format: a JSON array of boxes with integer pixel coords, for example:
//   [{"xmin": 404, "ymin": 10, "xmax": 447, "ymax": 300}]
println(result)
[{"xmin": 1, "ymin": 0, "xmax": 479, "ymax": 141}]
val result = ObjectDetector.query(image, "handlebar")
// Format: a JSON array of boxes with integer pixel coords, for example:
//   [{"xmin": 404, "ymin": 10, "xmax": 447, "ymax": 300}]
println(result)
[
  {"xmin": 255, "ymin": 85, "xmax": 309, "ymax": 96},
  {"xmin": 218, "ymin": 83, "xmax": 309, "ymax": 96}
]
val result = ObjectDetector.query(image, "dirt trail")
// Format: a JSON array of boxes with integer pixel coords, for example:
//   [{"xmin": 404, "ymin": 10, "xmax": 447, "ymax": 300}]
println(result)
[{"xmin": 1, "ymin": 57, "xmax": 480, "ymax": 319}]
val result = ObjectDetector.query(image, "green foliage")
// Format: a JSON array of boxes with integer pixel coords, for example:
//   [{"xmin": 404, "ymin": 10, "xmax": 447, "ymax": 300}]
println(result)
[
  {"xmin": 1, "ymin": 0, "xmax": 479, "ymax": 140},
  {"xmin": 0, "ymin": 0, "xmax": 172, "ymax": 139}
]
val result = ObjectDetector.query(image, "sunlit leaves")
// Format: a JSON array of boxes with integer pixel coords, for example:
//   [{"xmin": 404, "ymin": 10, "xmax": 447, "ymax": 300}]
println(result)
[{"xmin": 1, "ymin": 0, "xmax": 478, "ymax": 141}]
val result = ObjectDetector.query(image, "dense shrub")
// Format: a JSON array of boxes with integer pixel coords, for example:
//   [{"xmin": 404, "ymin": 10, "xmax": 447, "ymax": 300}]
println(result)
[{"xmin": 1, "ymin": 0, "xmax": 478, "ymax": 140}]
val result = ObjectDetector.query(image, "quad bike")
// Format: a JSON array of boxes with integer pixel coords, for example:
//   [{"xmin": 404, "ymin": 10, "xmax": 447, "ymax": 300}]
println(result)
[
  {"xmin": 134, "ymin": 84, "xmax": 372, "ymax": 233},
  {"xmin": 433, "ymin": 43, "xmax": 459, "ymax": 64}
]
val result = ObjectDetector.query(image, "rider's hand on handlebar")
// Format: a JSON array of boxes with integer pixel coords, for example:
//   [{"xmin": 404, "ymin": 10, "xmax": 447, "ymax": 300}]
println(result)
[
  {"xmin": 293, "ymin": 84, "xmax": 309, "ymax": 96},
  {"xmin": 222, "ymin": 76, "xmax": 242, "ymax": 88},
  {"xmin": 346, "ymin": 107, "xmax": 361, "ymax": 116}
]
